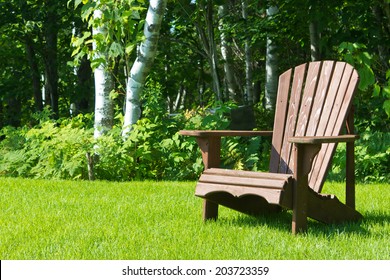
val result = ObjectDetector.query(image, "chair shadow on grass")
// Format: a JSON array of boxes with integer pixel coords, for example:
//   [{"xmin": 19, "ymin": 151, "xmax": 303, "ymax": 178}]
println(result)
[{"xmin": 213, "ymin": 207, "xmax": 390, "ymax": 237}]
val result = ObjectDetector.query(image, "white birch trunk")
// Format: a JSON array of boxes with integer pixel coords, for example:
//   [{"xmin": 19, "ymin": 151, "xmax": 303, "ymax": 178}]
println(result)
[
  {"xmin": 122, "ymin": 0, "xmax": 167, "ymax": 136},
  {"xmin": 92, "ymin": 8, "xmax": 114, "ymax": 138},
  {"xmin": 265, "ymin": 6, "xmax": 279, "ymax": 110}
]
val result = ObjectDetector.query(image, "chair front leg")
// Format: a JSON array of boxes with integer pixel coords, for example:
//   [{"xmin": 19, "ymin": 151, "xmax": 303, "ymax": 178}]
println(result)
[
  {"xmin": 196, "ymin": 136, "xmax": 221, "ymax": 220},
  {"xmin": 196, "ymin": 136, "xmax": 221, "ymax": 169},
  {"xmin": 292, "ymin": 143, "xmax": 321, "ymax": 234}
]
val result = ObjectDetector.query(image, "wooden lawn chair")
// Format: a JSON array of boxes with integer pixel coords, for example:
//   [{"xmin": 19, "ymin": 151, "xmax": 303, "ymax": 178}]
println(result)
[{"xmin": 180, "ymin": 61, "xmax": 362, "ymax": 234}]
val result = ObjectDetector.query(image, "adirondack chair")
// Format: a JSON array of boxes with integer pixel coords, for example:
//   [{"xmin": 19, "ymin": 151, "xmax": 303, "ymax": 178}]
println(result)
[{"xmin": 180, "ymin": 61, "xmax": 362, "ymax": 234}]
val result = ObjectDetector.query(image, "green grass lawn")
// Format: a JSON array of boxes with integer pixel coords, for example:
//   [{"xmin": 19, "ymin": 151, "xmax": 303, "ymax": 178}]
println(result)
[{"xmin": 1, "ymin": 177, "xmax": 389, "ymax": 260}]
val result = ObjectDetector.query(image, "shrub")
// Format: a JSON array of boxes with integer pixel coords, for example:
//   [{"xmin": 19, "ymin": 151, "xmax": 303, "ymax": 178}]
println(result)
[
  {"xmin": 329, "ymin": 132, "xmax": 390, "ymax": 183},
  {"xmin": 0, "ymin": 91, "xmax": 387, "ymax": 182},
  {"xmin": 0, "ymin": 117, "xmax": 94, "ymax": 179}
]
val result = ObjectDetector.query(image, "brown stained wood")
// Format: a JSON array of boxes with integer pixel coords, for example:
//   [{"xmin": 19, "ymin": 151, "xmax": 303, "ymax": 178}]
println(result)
[
  {"xmin": 310, "ymin": 66, "xmax": 359, "ymax": 192},
  {"xmin": 200, "ymin": 174, "xmax": 287, "ymax": 189},
  {"xmin": 346, "ymin": 108, "xmax": 356, "ymax": 209},
  {"xmin": 306, "ymin": 61, "xmax": 335, "ymax": 136},
  {"xmin": 180, "ymin": 61, "xmax": 361, "ymax": 234},
  {"xmin": 292, "ymin": 143, "xmax": 309, "ymax": 234},
  {"xmin": 288, "ymin": 135, "xmax": 357, "ymax": 144},
  {"xmin": 278, "ymin": 64, "xmax": 306, "ymax": 174},
  {"xmin": 203, "ymin": 200, "xmax": 218, "ymax": 221},
  {"xmin": 179, "ymin": 130, "xmax": 273, "ymax": 137},
  {"xmin": 203, "ymin": 192, "xmax": 282, "ymax": 216},
  {"xmin": 196, "ymin": 183, "xmax": 286, "ymax": 206},
  {"xmin": 196, "ymin": 137, "xmax": 221, "ymax": 170},
  {"xmin": 269, "ymin": 69, "xmax": 293, "ymax": 173},
  {"xmin": 203, "ymin": 168, "xmax": 292, "ymax": 180},
  {"xmin": 295, "ymin": 61, "xmax": 322, "ymax": 137},
  {"xmin": 308, "ymin": 62, "xmax": 346, "ymax": 190},
  {"xmin": 307, "ymin": 188, "xmax": 362, "ymax": 223}
]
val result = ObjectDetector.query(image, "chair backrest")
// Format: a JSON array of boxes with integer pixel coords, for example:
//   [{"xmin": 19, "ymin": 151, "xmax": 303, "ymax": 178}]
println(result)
[{"xmin": 269, "ymin": 61, "xmax": 359, "ymax": 193}]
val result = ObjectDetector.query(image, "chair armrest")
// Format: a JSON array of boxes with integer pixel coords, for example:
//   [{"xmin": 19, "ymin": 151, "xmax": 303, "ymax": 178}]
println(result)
[
  {"xmin": 288, "ymin": 135, "xmax": 359, "ymax": 144},
  {"xmin": 179, "ymin": 130, "xmax": 273, "ymax": 137}
]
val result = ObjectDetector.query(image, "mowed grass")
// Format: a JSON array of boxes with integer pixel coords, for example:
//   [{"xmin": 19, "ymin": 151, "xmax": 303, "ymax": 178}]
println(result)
[{"xmin": 1, "ymin": 177, "xmax": 389, "ymax": 260}]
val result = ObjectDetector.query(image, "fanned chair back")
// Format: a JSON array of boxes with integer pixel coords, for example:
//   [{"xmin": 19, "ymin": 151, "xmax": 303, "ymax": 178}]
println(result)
[{"xmin": 269, "ymin": 61, "xmax": 359, "ymax": 193}]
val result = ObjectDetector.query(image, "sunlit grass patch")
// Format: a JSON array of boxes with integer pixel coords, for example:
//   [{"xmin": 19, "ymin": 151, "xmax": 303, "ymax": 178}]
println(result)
[{"xmin": 1, "ymin": 178, "xmax": 389, "ymax": 260}]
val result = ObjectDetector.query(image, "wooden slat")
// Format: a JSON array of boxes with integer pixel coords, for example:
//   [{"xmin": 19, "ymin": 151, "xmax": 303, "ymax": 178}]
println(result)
[
  {"xmin": 203, "ymin": 168, "xmax": 292, "ymax": 180},
  {"xmin": 195, "ymin": 183, "xmax": 285, "ymax": 205},
  {"xmin": 306, "ymin": 61, "xmax": 335, "ymax": 136},
  {"xmin": 294, "ymin": 61, "xmax": 322, "ymax": 137},
  {"xmin": 288, "ymin": 135, "xmax": 357, "ymax": 144},
  {"xmin": 269, "ymin": 69, "xmax": 292, "ymax": 173},
  {"xmin": 200, "ymin": 174, "xmax": 287, "ymax": 189},
  {"xmin": 278, "ymin": 63, "xmax": 307, "ymax": 174},
  {"xmin": 285, "ymin": 61, "xmax": 321, "ymax": 175},
  {"xmin": 310, "ymin": 64, "xmax": 359, "ymax": 192},
  {"xmin": 308, "ymin": 62, "xmax": 348, "ymax": 191},
  {"xmin": 179, "ymin": 130, "xmax": 273, "ymax": 137}
]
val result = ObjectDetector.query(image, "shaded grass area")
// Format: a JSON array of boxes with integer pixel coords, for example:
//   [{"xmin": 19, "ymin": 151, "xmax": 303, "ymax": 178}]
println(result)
[{"xmin": 1, "ymin": 177, "xmax": 389, "ymax": 260}]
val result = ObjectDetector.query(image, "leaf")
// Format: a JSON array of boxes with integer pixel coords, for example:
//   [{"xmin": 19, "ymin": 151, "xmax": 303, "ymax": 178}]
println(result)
[
  {"xmin": 90, "ymin": 57, "xmax": 105, "ymax": 69},
  {"xmin": 71, "ymin": 46, "xmax": 80, "ymax": 57},
  {"xmin": 373, "ymin": 84, "xmax": 381, "ymax": 97},
  {"xmin": 125, "ymin": 43, "xmax": 136, "ymax": 55},
  {"xmin": 383, "ymin": 86, "xmax": 390, "ymax": 98},
  {"xmin": 383, "ymin": 100, "xmax": 390, "ymax": 118},
  {"xmin": 108, "ymin": 42, "xmax": 123, "ymax": 57},
  {"xmin": 357, "ymin": 66, "xmax": 375, "ymax": 90}
]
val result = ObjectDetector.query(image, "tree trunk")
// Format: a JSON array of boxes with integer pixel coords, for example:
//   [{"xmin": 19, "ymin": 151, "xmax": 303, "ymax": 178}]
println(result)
[
  {"xmin": 372, "ymin": 3, "xmax": 390, "ymax": 70},
  {"xmin": 206, "ymin": 1, "xmax": 222, "ymax": 102},
  {"xmin": 25, "ymin": 39, "xmax": 43, "ymax": 112},
  {"xmin": 74, "ymin": 20, "xmax": 94, "ymax": 114},
  {"xmin": 122, "ymin": 0, "xmax": 167, "ymax": 136},
  {"xmin": 219, "ymin": 4, "xmax": 240, "ymax": 103},
  {"xmin": 43, "ymin": 1, "xmax": 59, "ymax": 118},
  {"xmin": 309, "ymin": 1, "xmax": 321, "ymax": 61},
  {"xmin": 92, "ymin": 8, "xmax": 114, "ymax": 138},
  {"xmin": 242, "ymin": 0, "xmax": 254, "ymax": 105},
  {"xmin": 265, "ymin": 6, "xmax": 279, "ymax": 111},
  {"xmin": 196, "ymin": 1, "xmax": 222, "ymax": 103}
]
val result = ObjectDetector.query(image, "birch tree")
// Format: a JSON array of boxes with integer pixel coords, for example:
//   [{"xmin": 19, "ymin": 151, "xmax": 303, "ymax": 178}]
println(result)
[
  {"xmin": 72, "ymin": 0, "xmax": 144, "ymax": 137},
  {"xmin": 122, "ymin": 0, "xmax": 167, "ymax": 136},
  {"xmin": 92, "ymin": 5, "xmax": 114, "ymax": 138},
  {"xmin": 265, "ymin": 6, "xmax": 279, "ymax": 111}
]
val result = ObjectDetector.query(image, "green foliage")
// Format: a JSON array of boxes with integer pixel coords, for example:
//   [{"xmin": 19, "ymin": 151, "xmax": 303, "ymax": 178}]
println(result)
[
  {"xmin": 329, "ymin": 132, "xmax": 390, "ymax": 183},
  {"xmin": 1, "ymin": 95, "xmax": 388, "ymax": 182},
  {"xmin": 0, "ymin": 115, "xmax": 94, "ymax": 180},
  {"xmin": 338, "ymin": 42, "xmax": 390, "ymax": 131},
  {"xmin": 70, "ymin": 0, "xmax": 146, "ymax": 72},
  {"xmin": 338, "ymin": 42, "xmax": 376, "ymax": 91}
]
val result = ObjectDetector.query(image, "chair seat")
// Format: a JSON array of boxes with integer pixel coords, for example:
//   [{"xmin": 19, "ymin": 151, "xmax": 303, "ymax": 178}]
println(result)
[
  {"xmin": 196, "ymin": 168, "xmax": 293, "ymax": 213},
  {"xmin": 196, "ymin": 168, "xmax": 362, "ymax": 224}
]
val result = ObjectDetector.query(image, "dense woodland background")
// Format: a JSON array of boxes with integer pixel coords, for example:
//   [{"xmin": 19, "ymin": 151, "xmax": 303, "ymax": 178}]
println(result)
[{"xmin": 0, "ymin": 0, "xmax": 389, "ymax": 182}]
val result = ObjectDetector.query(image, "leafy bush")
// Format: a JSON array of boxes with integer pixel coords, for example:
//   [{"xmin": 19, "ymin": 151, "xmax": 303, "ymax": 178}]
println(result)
[
  {"xmin": 329, "ymin": 132, "xmax": 390, "ymax": 183},
  {"xmin": 0, "ymin": 113, "xmax": 94, "ymax": 179},
  {"xmin": 0, "ymin": 89, "xmax": 387, "ymax": 182}
]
